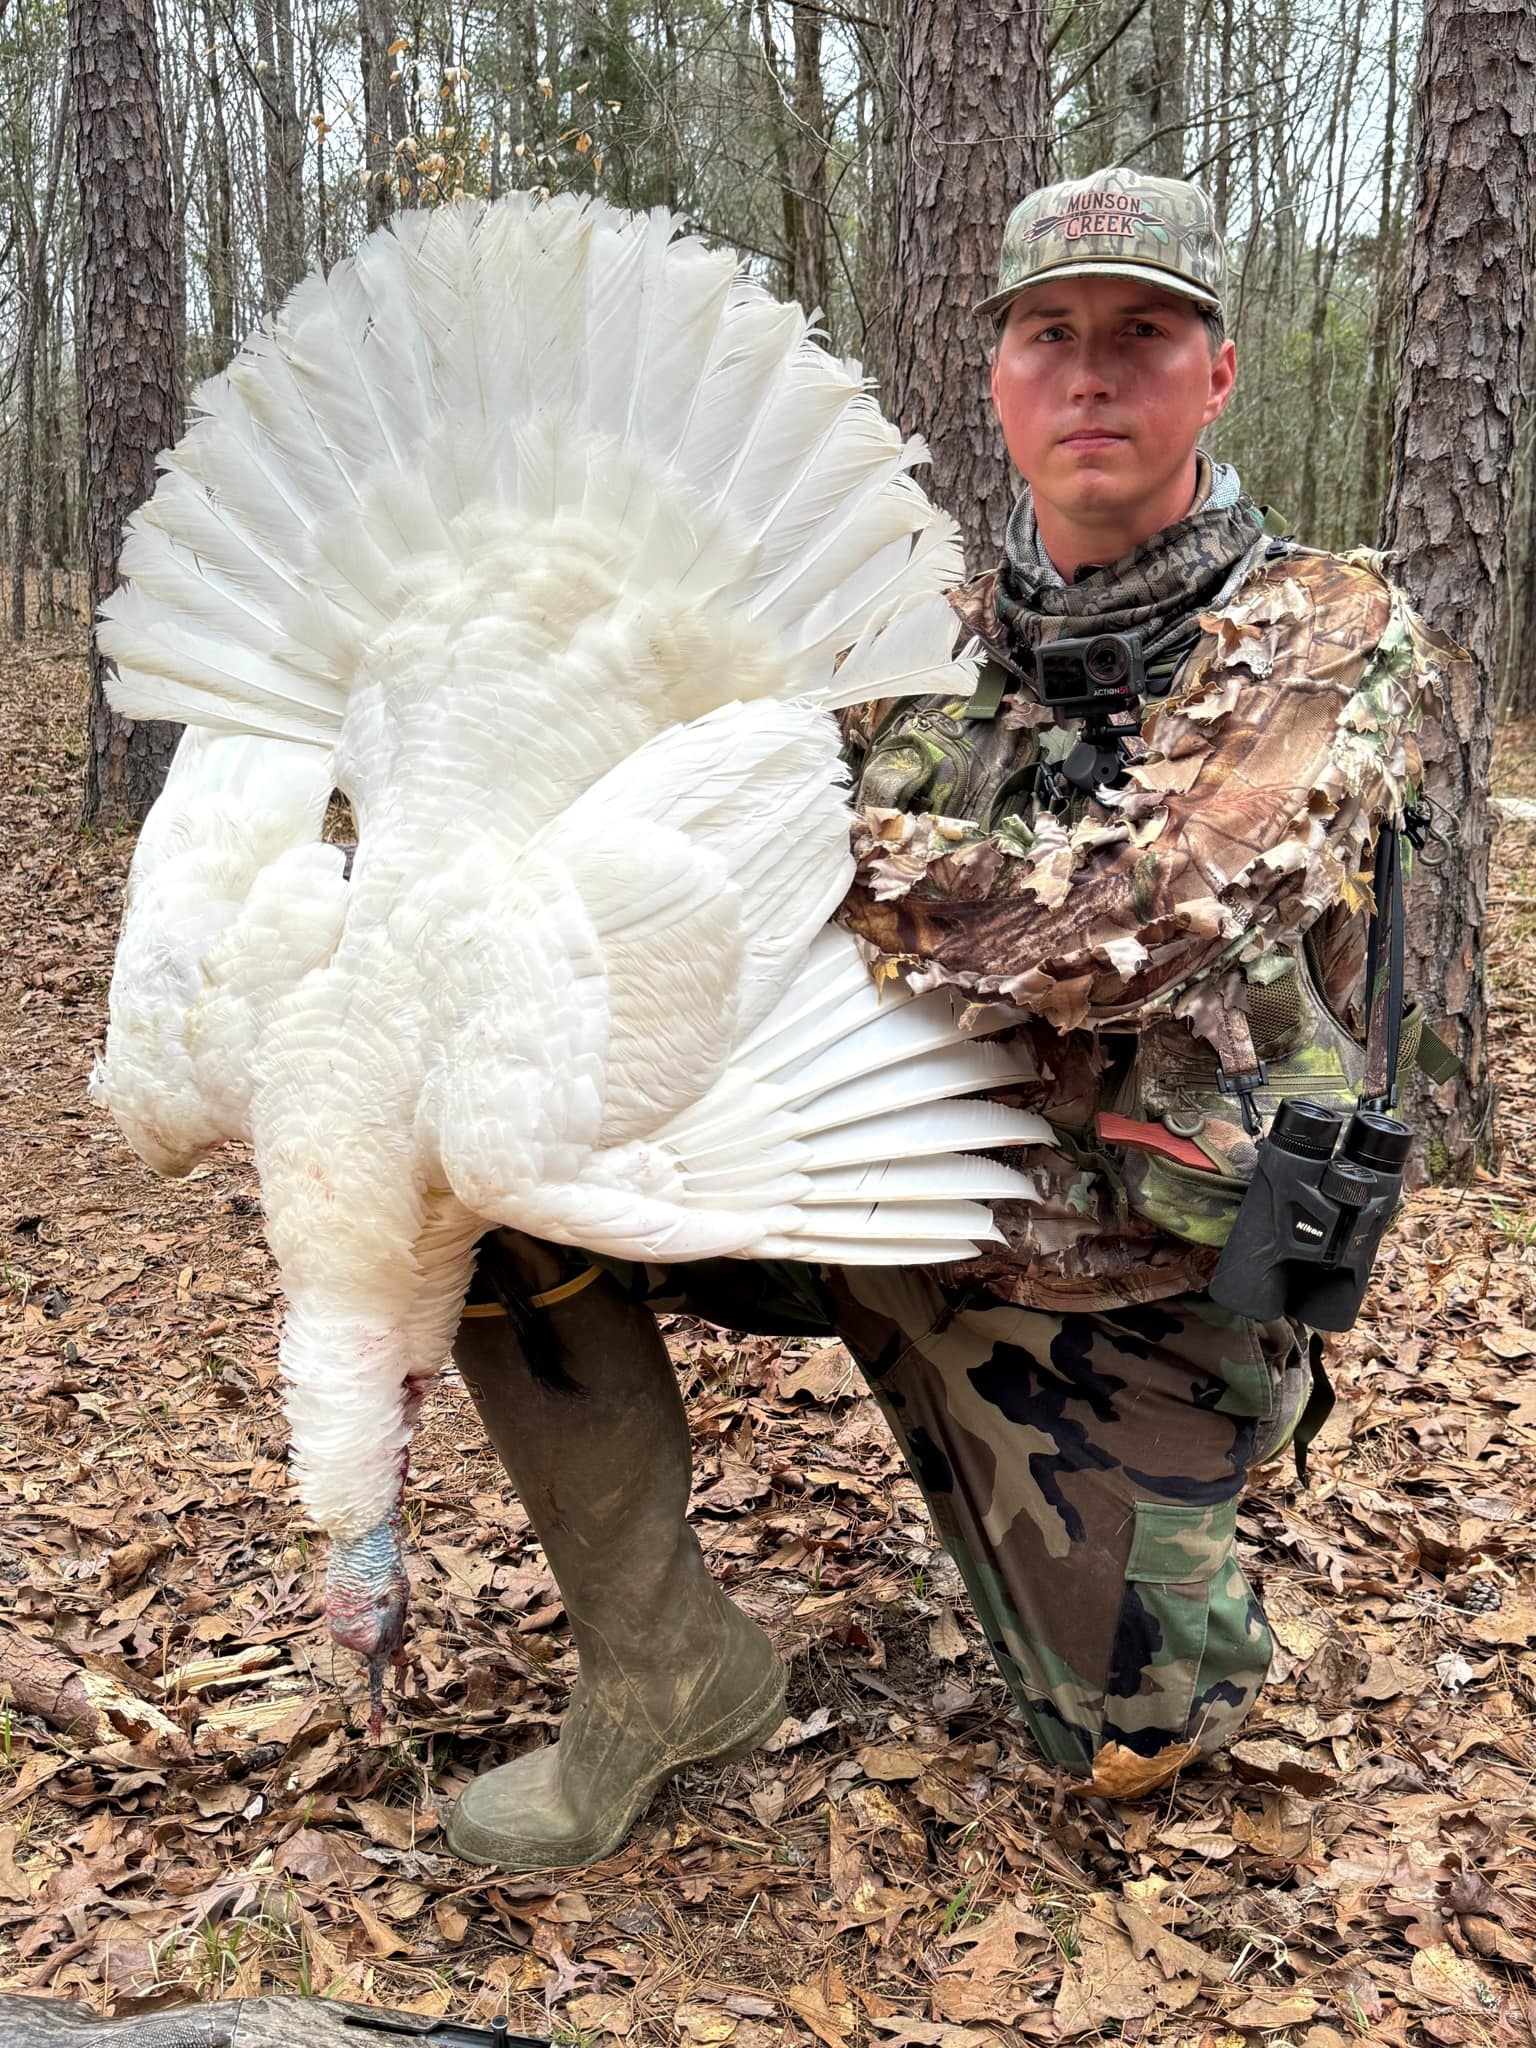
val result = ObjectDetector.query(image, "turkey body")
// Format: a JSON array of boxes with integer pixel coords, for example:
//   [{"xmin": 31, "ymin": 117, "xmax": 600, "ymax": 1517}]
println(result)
[{"xmin": 91, "ymin": 197, "xmax": 1049, "ymax": 1722}]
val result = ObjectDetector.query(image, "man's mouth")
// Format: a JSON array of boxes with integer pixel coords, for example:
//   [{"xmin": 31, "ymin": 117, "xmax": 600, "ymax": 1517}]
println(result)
[{"xmin": 1060, "ymin": 429, "xmax": 1128, "ymax": 451}]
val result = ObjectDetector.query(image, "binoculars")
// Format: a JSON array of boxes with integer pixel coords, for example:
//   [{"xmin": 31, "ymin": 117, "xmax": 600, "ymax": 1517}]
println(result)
[{"xmin": 1209, "ymin": 1098, "xmax": 1412, "ymax": 1331}]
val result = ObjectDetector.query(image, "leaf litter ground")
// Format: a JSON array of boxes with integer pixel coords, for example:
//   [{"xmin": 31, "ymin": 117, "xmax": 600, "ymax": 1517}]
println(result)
[{"xmin": 3, "ymin": 635, "xmax": 1536, "ymax": 2047}]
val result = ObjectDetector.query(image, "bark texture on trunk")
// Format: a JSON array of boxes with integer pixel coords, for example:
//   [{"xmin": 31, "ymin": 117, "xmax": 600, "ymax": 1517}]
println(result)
[
  {"xmin": 0, "ymin": 1625, "xmax": 188, "ymax": 1756},
  {"xmin": 70, "ymin": 0, "xmax": 182, "ymax": 825},
  {"xmin": 891, "ymin": 0, "xmax": 1050, "ymax": 568},
  {"xmin": 253, "ymin": 0, "xmax": 306, "ymax": 306},
  {"xmin": 9, "ymin": 86, "xmax": 68, "ymax": 642},
  {"xmin": 1381, "ymin": 0, "xmax": 1536, "ymax": 1175},
  {"xmin": 360, "ymin": 0, "xmax": 417, "ymax": 229}
]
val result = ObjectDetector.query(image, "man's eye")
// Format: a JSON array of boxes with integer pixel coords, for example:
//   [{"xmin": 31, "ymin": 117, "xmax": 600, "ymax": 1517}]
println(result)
[
  {"xmin": 1131, "ymin": 322, "xmax": 1163, "ymax": 337},
  {"xmin": 1035, "ymin": 325, "xmax": 1067, "ymax": 343}
]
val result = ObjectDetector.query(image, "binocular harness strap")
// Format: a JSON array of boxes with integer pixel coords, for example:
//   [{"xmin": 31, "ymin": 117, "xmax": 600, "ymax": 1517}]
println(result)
[{"xmin": 1360, "ymin": 820, "xmax": 1407, "ymax": 1113}]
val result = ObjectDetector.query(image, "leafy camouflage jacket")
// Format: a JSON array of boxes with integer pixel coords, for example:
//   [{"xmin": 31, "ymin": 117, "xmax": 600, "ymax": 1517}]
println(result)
[{"xmin": 838, "ymin": 545, "xmax": 1455, "ymax": 1312}]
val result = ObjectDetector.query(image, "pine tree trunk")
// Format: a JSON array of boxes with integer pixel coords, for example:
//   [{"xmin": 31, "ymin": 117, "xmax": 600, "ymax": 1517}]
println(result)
[
  {"xmin": 892, "ymin": 0, "xmax": 1050, "ymax": 567},
  {"xmin": 9, "ymin": 86, "xmax": 68, "ymax": 642},
  {"xmin": 70, "ymin": 0, "xmax": 181, "ymax": 826},
  {"xmin": 253, "ymin": 0, "xmax": 306, "ymax": 305},
  {"xmin": 201, "ymin": 0, "xmax": 238, "ymax": 365},
  {"xmin": 359, "ymin": 0, "xmax": 417, "ymax": 229},
  {"xmin": 1381, "ymin": 0, "xmax": 1536, "ymax": 1175},
  {"xmin": 790, "ymin": 1, "xmax": 831, "ymax": 315}
]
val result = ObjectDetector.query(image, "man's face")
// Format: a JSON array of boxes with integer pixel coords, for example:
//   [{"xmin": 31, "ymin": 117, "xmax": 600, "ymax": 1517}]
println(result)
[{"xmin": 989, "ymin": 274, "xmax": 1237, "ymax": 538}]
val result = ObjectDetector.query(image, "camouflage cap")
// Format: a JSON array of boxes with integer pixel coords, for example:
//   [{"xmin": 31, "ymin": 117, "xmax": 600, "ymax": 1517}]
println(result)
[{"xmin": 978, "ymin": 166, "xmax": 1226, "ymax": 322}]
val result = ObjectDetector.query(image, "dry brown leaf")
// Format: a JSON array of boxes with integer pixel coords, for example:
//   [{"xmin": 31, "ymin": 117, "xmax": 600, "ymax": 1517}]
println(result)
[
  {"xmin": 926, "ymin": 1608, "xmax": 967, "ymax": 1662},
  {"xmin": 1154, "ymin": 1820, "xmax": 1239, "ymax": 1859},
  {"xmin": 1408, "ymin": 1943, "xmax": 1502, "ymax": 2018},
  {"xmin": 827, "ymin": 1802, "xmax": 871, "ymax": 1907},
  {"xmin": 425, "ymin": 1542, "xmax": 496, "ymax": 1599},
  {"xmin": 675, "ymin": 2001, "xmax": 739, "ymax": 2043},
  {"xmin": 856, "ymin": 1742, "xmax": 932, "ymax": 1782},
  {"xmin": 1226, "ymin": 1987, "xmax": 1320, "ymax": 2029},
  {"xmin": 1114, "ymin": 1896, "xmax": 1227, "ymax": 1983},
  {"xmin": 348, "ymin": 1797, "xmax": 435, "ymax": 1851},
  {"xmin": 0, "ymin": 1827, "xmax": 32, "ymax": 1905},
  {"xmin": 1230, "ymin": 1790, "xmax": 1316, "ymax": 1861},
  {"xmin": 1465, "ymin": 1591, "xmax": 1536, "ymax": 1646},
  {"xmin": 776, "ymin": 1348, "xmax": 855, "ymax": 1403},
  {"xmin": 1357, "ymin": 1652, "xmax": 1427, "ymax": 1700},
  {"xmin": 748, "ymin": 1779, "xmax": 786, "ymax": 1827},
  {"xmin": 1229, "ymin": 1735, "xmax": 1340, "ymax": 1794},
  {"xmin": 434, "ymin": 1900, "xmax": 470, "ymax": 1945},
  {"xmin": 1483, "ymin": 1327, "xmax": 1536, "ymax": 1359},
  {"xmin": 784, "ymin": 1981, "xmax": 854, "ymax": 2048},
  {"xmin": 352, "ymin": 1897, "xmax": 406, "ymax": 1958},
  {"xmin": 561, "ymin": 1990, "xmax": 626, "ymax": 2039},
  {"xmin": 1052, "ymin": 1907, "xmax": 1165, "ymax": 2037},
  {"xmin": 940, "ymin": 1896, "xmax": 1051, "ymax": 1982},
  {"xmin": 1090, "ymin": 1737, "xmax": 1200, "ymax": 1798},
  {"xmin": 844, "ymin": 1781, "xmax": 927, "ymax": 1866},
  {"xmin": 0, "ymin": 1753, "xmax": 65, "ymax": 1818}
]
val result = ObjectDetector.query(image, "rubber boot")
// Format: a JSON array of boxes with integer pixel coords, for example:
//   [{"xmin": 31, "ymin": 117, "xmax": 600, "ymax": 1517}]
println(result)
[{"xmin": 445, "ymin": 1232, "xmax": 787, "ymax": 1871}]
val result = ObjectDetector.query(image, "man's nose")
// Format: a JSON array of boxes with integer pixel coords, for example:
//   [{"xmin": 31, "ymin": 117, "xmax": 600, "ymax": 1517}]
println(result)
[{"xmin": 1065, "ymin": 343, "xmax": 1116, "ymax": 402}]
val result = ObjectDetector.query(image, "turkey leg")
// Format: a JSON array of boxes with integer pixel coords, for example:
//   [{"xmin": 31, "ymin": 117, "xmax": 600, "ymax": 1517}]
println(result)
[{"xmin": 446, "ymin": 1231, "xmax": 786, "ymax": 1871}]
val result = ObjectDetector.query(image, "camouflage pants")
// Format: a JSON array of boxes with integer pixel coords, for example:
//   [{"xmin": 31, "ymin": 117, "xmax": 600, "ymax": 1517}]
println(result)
[
  {"xmin": 824, "ymin": 1270, "xmax": 1312, "ymax": 1776},
  {"xmin": 500, "ymin": 1244, "xmax": 1312, "ymax": 1780}
]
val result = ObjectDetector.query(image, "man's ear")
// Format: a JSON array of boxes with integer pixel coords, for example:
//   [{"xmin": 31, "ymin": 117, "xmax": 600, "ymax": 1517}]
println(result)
[
  {"xmin": 989, "ymin": 341, "xmax": 1003, "ymax": 420},
  {"xmin": 1203, "ymin": 337, "xmax": 1238, "ymax": 427}
]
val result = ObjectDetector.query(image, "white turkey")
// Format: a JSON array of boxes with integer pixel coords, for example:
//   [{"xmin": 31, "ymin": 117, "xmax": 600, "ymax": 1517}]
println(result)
[{"xmin": 91, "ymin": 194, "xmax": 1049, "ymax": 1731}]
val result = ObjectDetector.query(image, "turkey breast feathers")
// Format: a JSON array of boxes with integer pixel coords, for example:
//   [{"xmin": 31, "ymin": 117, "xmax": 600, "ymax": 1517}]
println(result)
[{"xmin": 91, "ymin": 195, "xmax": 1048, "ymax": 1586}]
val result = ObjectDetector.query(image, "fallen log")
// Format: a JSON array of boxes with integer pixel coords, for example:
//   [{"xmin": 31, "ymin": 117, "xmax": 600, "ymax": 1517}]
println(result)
[
  {"xmin": 0, "ymin": 1997, "xmax": 544, "ymax": 2046},
  {"xmin": 0, "ymin": 1626, "xmax": 190, "ymax": 1758}
]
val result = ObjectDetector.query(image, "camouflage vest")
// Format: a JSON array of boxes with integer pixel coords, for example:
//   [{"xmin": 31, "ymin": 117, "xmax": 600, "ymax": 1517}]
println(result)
[{"xmin": 843, "ymin": 546, "xmax": 1444, "ymax": 1299}]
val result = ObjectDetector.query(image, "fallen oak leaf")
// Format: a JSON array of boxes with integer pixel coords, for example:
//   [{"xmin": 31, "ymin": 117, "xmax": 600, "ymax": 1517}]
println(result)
[
  {"xmin": 347, "ymin": 1796, "xmax": 438, "ymax": 1851},
  {"xmin": 784, "ymin": 1981, "xmax": 855, "ymax": 2048},
  {"xmin": 0, "ymin": 1827, "xmax": 32, "ymax": 1904},
  {"xmin": 1226, "ymin": 1986, "xmax": 1320, "ymax": 2029},
  {"xmin": 1090, "ymin": 1737, "xmax": 1200, "ymax": 1798},
  {"xmin": 856, "ymin": 1742, "xmax": 932, "ymax": 1782},
  {"xmin": 1115, "ymin": 1896, "xmax": 1228, "ymax": 1983},
  {"xmin": 0, "ymin": 1754, "xmax": 65, "ymax": 1819},
  {"xmin": 1229, "ymin": 1734, "xmax": 1339, "ymax": 1794},
  {"xmin": 1155, "ymin": 1819, "xmax": 1239, "ymax": 1860},
  {"xmin": 352, "ymin": 1897, "xmax": 407, "ymax": 1958},
  {"xmin": 939, "ymin": 1896, "xmax": 1051, "ymax": 1981}
]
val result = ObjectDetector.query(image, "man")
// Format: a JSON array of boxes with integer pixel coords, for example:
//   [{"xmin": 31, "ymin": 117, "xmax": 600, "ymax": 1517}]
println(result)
[{"xmin": 445, "ymin": 166, "xmax": 1451, "ymax": 1868}]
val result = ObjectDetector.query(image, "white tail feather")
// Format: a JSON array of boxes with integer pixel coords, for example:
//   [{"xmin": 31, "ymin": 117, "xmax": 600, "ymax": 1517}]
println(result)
[{"xmin": 99, "ymin": 195, "xmax": 975, "ymax": 745}]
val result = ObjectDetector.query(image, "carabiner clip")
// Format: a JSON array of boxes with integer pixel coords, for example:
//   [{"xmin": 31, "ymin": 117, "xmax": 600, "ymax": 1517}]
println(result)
[{"xmin": 1404, "ymin": 796, "xmax": 1455, "ymax": 869}]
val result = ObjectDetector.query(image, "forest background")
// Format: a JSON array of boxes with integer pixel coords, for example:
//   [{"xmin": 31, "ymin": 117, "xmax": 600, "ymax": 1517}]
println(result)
[
  {"xmin": 3, "ymin": 4, "xmax": 1536, "ymax": 2039},
  {"xmin": 4, "ymin": 0, "xmax": 1530, "ymax": 691}
]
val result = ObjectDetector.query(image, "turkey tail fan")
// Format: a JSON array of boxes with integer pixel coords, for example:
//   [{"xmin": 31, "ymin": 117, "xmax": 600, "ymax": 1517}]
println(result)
[{"xmin": 97, "ymin": 194, "xmax": 976, "ymax": 745}]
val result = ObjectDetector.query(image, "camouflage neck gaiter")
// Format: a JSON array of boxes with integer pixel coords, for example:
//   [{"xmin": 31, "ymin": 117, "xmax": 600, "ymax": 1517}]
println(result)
[{"xmin": 995, "ymin": 453, "xmax": 1268, "ymax": 662}]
